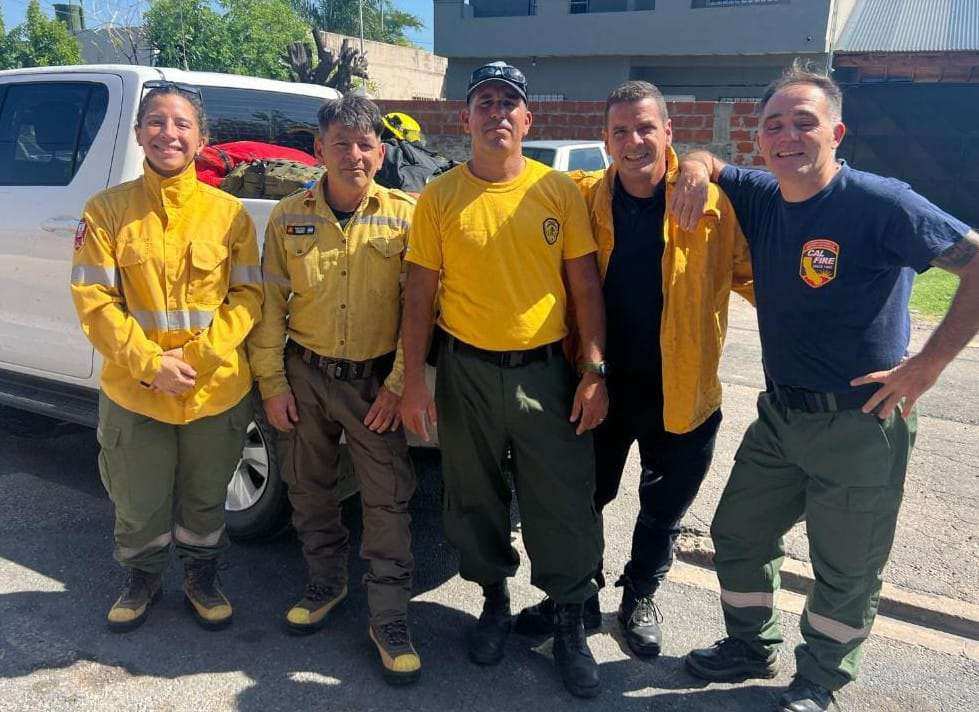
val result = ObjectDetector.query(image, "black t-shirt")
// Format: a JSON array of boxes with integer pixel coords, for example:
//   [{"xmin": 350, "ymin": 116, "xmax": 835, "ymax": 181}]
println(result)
[
  {"xmin": 718, "ymin": 162, "xmax": 969, "ymax": 391},
  {"xmin": 332, "ymin": 208, "xmax": 355, "ymax": 229},
  {"xmin": 603, "ymin": 176, "xmax": 666, "ymax": 383}
]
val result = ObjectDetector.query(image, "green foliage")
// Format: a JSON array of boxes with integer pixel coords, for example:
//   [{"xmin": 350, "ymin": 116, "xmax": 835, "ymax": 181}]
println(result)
[
  {"xmin": 145, "ymin": 0, "xmax": 229, "ymax": 71},
  {"xmin": 221, "ymin": 0, "xmax": 309, "ymax": 80},
  {"xmin": 2, "ymin": 0, "xmax": 82, "ymax": 69},
  {"xmin": 292, "ymin": 0, "xmax": 424, "ymax": 47},
  {"xmin": 144, "ymin": 0, "xmax": 310, "ymax": 78}
]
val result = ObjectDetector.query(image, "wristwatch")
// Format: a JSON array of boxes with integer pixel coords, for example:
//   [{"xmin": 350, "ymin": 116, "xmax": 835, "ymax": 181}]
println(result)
[{"xmin": 577, "ymin": 361, "xmax": 608, "ymax": 378}]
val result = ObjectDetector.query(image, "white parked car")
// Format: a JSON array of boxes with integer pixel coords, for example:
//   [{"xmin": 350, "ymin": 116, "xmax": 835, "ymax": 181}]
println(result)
[
  {"xmin": 0, "ymin": 64, "xmax": 343, "ymax": 540},
  {"xmin": 522, "ymin": 140, "xmax": 611, "ymax": 172}
]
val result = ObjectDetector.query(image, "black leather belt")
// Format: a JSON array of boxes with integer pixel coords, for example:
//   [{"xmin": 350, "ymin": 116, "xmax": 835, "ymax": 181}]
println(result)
[
  {"xmin": 287, "ymin": 341, "xmax": 393, "ymax": 381},
  {"xmin": 447, "ymin": 334, "xmax": 562, "ymax": 369},
  {"xmin": 770, "ymin": 383, "xmax": 880, "ymax": 413}
]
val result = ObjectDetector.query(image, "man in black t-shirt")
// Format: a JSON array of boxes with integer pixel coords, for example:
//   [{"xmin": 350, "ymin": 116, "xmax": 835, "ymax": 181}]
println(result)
[{"xmin": 673, "ymin": 63, "xmax": 978, "ymax": 712}]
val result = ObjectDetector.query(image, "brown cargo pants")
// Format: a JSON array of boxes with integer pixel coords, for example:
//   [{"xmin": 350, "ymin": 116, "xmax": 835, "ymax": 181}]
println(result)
[{"xmin": 279, "ymin": 347, "xmax": 416, "ymax": 625}]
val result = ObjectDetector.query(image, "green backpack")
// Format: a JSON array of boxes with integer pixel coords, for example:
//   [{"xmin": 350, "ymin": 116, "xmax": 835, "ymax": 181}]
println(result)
[{"xmin": 220, "ymin": 159, "xmax": 325, "ymax": 200}]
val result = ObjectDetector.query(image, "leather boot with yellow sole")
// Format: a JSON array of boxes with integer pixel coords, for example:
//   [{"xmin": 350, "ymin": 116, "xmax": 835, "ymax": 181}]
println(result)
[
  {"xmin": 183, "ymin": 558, "xmax": 232, "ymax": 630},
  {"xmin": 107, "ymin": 568, "xmax": 162, "ymax": 632},
  {"xmin": 285, "ymin": 580, "xmax": 348, "ymax": 634},
  {"xmin": 370, "ymin": 620, "xmax": 421, "ymax": 686}
]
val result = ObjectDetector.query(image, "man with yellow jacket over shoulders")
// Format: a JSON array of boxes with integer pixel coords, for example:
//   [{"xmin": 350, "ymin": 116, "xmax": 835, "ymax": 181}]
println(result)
[
  {"xmin": 515, "ymin": 81, "xmax": 754, "ymax": 659},
  {"xmin": 70, "ymin": 83, "xmax": 263, "ymax": 633},
  {"xmin": 246, "ymin": 95, "xmax": 420, "ymax": 686}
]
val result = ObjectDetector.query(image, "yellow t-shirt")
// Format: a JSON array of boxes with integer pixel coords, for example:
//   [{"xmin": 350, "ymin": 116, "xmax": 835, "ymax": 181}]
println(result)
[{"xmin": 406, "ymin": 159, "xmax": 596, "ymax": 350}]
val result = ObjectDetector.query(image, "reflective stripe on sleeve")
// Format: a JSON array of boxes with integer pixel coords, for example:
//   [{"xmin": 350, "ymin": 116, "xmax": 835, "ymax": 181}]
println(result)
[
  {"xmin": 229, "ymin": 265, "xmax": 263, "ymax": 286},
  {"xmin": 719, "ymin": 588, "xmax": 774, "ymax": 609},
  {"xmin": 805, "ymin": 606, "xmax": 872, "ymax": 644},
  {"xmin": 117, "ymin": 531, "xmax": 172, "ymax": 561},
  {"xmin": 174, "ymin": 524, "xmax": 225, "ymax": 548},
  {"xmin": 70, "ymin": 264, "xmax": 118, "ymax": 288},
  {"xmin": 262, "ymin": 271, "xmax": 292, "ymax": 287},
  {"xmin": 130, "ymin": 309, "xmax": 215, "ymax": 332},
  {"xmin": 354, "ymin": 214, "xmax": 410, "ymax": 230}
]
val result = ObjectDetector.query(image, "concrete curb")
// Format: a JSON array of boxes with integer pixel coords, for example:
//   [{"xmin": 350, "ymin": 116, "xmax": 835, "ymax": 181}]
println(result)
[{"xmin": 675, "ymin": 531, "xmax": 979, "ymax": 642}]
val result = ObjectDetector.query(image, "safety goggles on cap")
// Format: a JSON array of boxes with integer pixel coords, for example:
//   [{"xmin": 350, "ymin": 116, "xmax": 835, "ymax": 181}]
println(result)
[{"xmin": 467, "ymin": 62, "xmax": 528, "ymax": 104}]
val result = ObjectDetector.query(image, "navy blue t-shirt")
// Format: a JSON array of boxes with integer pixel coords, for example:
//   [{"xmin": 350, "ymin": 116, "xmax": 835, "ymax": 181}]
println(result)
[{"xmin": 718, "ymin": 162, "xmax": 970, "ymax": 392}]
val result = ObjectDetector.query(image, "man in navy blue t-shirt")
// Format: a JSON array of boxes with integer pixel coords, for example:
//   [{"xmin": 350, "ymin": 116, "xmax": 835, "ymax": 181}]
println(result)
[{"xmin": 672, "ymin": 64, "xmax": 978, "ymax": 712}]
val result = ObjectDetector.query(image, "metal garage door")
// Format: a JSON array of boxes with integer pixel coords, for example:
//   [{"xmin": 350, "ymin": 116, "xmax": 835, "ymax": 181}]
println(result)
[{"xmin": 839, "ymin": 83, "xmax": 979, "ymax": 229}]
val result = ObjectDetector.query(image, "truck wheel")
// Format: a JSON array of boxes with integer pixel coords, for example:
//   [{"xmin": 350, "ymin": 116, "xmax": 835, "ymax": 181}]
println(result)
[{"xmin": 225, "ymin": 391, "xmax": 291, "ymax": 541}]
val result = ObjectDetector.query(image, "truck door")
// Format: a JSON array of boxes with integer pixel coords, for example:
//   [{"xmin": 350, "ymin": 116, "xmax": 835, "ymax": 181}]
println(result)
[{"xmin": 0, "ymin": 74, "xmax": 123, "ymax": 379}]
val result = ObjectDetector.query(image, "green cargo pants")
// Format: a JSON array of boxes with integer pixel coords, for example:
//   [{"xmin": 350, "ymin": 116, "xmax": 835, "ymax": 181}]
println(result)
[
  {"xmin": 96, "ymin": 391, "xmax": 252, "ymax": 574},
  {"xmin": 435, "ymin": 339, "xmax": 603, "ymax": 605},
  {"xmin": 711, "ymin": 392, "xmax": 916, "ymax": 691}
]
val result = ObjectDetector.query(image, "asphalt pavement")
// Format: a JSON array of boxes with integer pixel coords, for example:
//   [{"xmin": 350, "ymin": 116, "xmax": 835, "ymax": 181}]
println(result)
[{"xmin": 0, "ymin": 299, "xmax": 976, "ymax": 711}]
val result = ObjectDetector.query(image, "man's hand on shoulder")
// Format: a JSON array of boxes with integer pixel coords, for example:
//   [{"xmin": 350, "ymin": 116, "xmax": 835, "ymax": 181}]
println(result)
[
  {"xmin": 364, "ymin": 385, "xmax": 402, "ymax": 432},
  {"xmin": 570, "ymin": 372, "xmax": 609, "ymax": 436},
  {"xmin": 264, "ymin": 390, "xmax": 299, "ymax": 432},
  {"xmin": 669, "ymin": 155, "xmax": 713, "ymax": 232}
]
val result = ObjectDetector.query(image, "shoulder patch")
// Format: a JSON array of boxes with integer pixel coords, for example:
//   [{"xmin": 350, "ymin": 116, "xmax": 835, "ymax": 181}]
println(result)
[{"xmin": 73, "ymin": 220, "xmax": 88, "ymax": 251}]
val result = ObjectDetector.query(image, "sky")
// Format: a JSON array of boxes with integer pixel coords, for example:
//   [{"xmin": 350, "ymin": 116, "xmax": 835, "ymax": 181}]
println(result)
[{"xmin": 2, "ymin": 0, "xmax": 436, "ymax": 51}]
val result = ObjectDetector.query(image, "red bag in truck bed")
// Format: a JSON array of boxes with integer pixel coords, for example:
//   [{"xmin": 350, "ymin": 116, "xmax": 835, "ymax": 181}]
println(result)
[{"xmin": 196, "ymin": 141, "xmax": 317, "ymax": 187}]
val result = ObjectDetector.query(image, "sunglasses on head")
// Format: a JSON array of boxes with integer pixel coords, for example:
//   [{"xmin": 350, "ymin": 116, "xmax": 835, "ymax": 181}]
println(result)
[
  {"xmin": 142, "ymin": 80, "xmax": 204, "ymax": 98},
  {"xmin": 469, "ymin": 64, "xmax": 527, "ymax": 88}
]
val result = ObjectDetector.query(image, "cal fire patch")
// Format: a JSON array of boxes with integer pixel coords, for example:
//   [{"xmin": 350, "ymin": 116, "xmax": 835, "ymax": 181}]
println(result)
[
  {"xmin": 73, "ymin": 220, "xmax": 88, "ymax": 251},
  {"xmin": 800, "ymin": 239, "xmax": 839, "ymax": 288}
]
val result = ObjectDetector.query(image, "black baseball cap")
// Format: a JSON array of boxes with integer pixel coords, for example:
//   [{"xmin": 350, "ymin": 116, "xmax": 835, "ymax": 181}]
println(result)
[{"xmin": 466, "ymin": 61, "xmax": 528, "ymax": 104}]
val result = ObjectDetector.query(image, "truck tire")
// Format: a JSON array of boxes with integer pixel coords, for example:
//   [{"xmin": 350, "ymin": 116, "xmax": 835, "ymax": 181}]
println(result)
[{"xmin": 224, "ymin": 390, "xmax": 291, "ymax": 541}]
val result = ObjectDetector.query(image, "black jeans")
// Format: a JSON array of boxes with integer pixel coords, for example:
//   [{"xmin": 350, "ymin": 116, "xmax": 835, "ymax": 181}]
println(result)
[{"xmin": 594, "ymin": 375, "xmax": 722, "ymax": 595}]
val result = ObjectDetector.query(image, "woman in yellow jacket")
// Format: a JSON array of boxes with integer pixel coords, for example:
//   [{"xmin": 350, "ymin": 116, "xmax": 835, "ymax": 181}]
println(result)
[{"xmin": 70, "ymin": 82, "xmax": 263, "ymax": 632}]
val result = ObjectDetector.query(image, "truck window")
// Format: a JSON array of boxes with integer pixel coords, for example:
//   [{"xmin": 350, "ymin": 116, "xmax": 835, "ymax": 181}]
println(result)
[
  {"xmin": 201, "ymin": 87, "xmax": 327, "ymax": 155},
  {"xmin": 0, "ymin": 82, "xmax": 109, "ymax": 186},
  {"xmin": 522, "ymin": 147, "xmax": 556, "ymax": 167},
  {"xmin": 567, "ymin": 147, "xmax": 606, "ymax": 171}
]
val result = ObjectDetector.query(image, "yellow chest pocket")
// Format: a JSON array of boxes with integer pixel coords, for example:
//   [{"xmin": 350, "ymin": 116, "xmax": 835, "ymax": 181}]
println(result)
[
  {"xmin": 188, "ymin": 240, "xmax": 230, "ymax": 307},
  {"xmin": 284, "ymin": 236, "xmax": 321, "ymax": 293},
  {"xmin": 366, "ymin": 235, "xmax": 404, "ymax": 300}
]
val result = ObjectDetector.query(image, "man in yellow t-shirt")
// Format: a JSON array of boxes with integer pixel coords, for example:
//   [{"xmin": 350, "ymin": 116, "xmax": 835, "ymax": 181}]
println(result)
[{"xmin": 400, "ymin": 61, "xmax": 608, "ymax": 699}]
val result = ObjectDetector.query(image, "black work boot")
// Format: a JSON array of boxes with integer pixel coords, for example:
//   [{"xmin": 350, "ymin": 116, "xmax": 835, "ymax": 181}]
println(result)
[
  {"xmin": 467, "ymin": 581, "xmax": 511, "ymax": 665},
  {"xmin": 777, "ymin": 675, "xmax": 837, "ymax": 712},
  {"xmin": 684, "ymin": 636, "xmax": 779, "ymax": 682},
  {"xmin": 183, "ymin": 558, "xmax": 233, "ymax": 630},
  {"xmin": 616, "ymin": 575, "xmax": 663, "ymax": 658},
  {"xmin": 552, "ymin": 603, "xmax": 600, "ymax": 698},
  {"xmin": 107, "ymin": 568, "xmax": 162, "ymax": 632},
  {"xmin": 514, "ymin": 592, "xmax": 602, "ymax": 637}
]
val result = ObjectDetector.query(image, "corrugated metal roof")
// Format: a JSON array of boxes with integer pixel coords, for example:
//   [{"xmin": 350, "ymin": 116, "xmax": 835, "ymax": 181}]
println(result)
[{"xmin": 837, "ymin": 0, "xmax": 979, "ymax": 53}]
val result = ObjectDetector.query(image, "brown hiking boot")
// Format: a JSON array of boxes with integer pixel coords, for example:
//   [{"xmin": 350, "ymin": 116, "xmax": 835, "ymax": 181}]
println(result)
[
  {"xmin": 370, "ymin": 619, "xmax": 421, "ymax": 686},
  {"xmin": 284, "ymin": 580, "xmax": 348, "ymax": 634},
  {"xmin": 183, "ymin": 558, "xmax": 232, "ymax": 630},
  {"xmin": 107, "ymin": 568, "xmax": 162, "ymax": 632}
]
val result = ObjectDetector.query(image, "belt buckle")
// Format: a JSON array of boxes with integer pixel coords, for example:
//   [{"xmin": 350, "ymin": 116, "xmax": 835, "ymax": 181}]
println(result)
[{"xmin": 334, "ymin": 362, "xmax": 348, "ymax": 380}]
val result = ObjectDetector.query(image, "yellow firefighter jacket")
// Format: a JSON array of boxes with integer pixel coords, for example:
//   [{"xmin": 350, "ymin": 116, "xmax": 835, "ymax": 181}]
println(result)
[
  {"xmin": 571, "ymin": 146, "xmax": 755, "ymax": 433},
  {"xmin": 70, "ymin": 161, "xmax": 263, "ymax": 424},
  {"xmin": 247, "ymin": 177, "xmax": 414, "ymax": 400}
]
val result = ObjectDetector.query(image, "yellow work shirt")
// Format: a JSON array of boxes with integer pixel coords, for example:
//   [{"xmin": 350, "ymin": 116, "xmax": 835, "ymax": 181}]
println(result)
[
  {"xmin": 406, "ymin": 160, "xmax": 596, "ymax": 351},
  {"xmin": 70, "ymin": 161, "xmax": 263, "ymax": 425},
  {"xmin": 247, "ymin": 177, "xmax": 415, "ymax": 400},
  {"xmin": 570, "ymin": 146, "xmax": 754, "ymax": 433}
]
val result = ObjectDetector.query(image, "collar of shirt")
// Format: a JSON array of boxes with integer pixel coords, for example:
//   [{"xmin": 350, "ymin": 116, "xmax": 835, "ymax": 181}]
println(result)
[
  {"xmin": 141, "ymin": 159, "xmax": 200, "ymax": 214},
  {"xmin": 307, "ymin": 173, "xmax": 382, "ymax": 222}
]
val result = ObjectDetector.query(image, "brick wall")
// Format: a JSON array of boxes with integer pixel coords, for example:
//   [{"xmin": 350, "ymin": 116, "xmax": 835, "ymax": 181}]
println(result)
[{"xmin": 376, "ymin": 99, "xmax": 766, "ymax": 166}]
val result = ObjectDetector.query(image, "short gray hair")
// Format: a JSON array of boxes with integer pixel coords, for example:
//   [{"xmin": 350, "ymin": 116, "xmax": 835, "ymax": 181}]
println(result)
[
  {"xmin": 317, "ymin": 94, "xmax": 384, "ymax": 137},
  {"xmin": 759, "ymin": 59, "xmax": 843, "ymax": 121},
  {"xmin": 604, "ymin": 80, "xmax": 669, "ymax": 124}
]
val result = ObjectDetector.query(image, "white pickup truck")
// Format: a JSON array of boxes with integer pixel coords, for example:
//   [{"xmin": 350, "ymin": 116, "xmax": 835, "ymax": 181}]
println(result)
[{"xmin": 0, "ymin": 64, "xmax": 341, "ymax": 540}]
